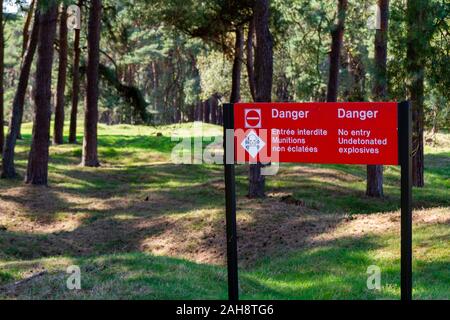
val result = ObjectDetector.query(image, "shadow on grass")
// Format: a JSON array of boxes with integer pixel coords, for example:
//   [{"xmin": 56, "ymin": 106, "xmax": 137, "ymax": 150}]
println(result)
[
  {"xmin": 6, "ymin": 132, "xmax": 449, "ymax": 217},
  {"xmin": 0, "ymin": 155, "xmax": 448, "ymax": 268}
]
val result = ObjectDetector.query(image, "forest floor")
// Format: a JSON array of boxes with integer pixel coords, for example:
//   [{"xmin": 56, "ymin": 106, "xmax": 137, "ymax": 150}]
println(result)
[{"xmin": 0, "ymin": 122, "xmax": 448, "ymax": 300}]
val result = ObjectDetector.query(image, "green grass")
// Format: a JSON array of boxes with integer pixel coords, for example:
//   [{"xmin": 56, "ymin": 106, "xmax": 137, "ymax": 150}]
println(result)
[
  {"xmin": 1, "ymin": 223, "xmax": 447, "ymax": 300},
  {"xmin": 243, "ymin": 223, "xmax": 449, "ymax": 300},
  {"xmin": 0, "ymin": 122, "xmax": 448, "ymax": 300}
]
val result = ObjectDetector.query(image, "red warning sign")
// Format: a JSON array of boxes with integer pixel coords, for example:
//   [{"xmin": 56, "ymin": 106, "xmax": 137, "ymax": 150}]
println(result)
[{"xmin": 233, "ymin": 102, "xmax": 399, "ymax": 165}]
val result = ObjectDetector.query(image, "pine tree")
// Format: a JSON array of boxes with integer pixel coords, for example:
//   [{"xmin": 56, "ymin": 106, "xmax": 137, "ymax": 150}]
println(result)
[
  {"xmin": 81, "ymin": 0, "xmax": 102, "ymax": 167},
  {"xmin": 327, "ymin": 0, "xmax": 348, "ymax": 102},
  {"xmin": 25, "ymin": 1, "xmax": 58, "ymax": 185},
  {"xmin": 2, "ymin": 5, "xmax": 41, "ymax": 179},
  {"xmin": 53, "ymin": 4, "xmax": 69, "ymax": 145},
  {"xmin": 69, "ymin": 0, "xmax": 84, "ymax": 144},
  {"xmin": 248, "ymin": 0, "xmax": 274, "ymax": 198},
  {"xmin": 367, "ymin": 0, "xmax": 389, "ymax": 197}
]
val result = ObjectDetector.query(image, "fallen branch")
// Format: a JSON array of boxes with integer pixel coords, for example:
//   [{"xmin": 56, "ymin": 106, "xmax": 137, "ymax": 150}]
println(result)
[{"xmin": 0, "ymin": 270, "xmax": 48, "ymax": 293}]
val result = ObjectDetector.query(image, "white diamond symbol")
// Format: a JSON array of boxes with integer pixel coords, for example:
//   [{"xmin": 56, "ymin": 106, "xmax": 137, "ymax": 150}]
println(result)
[{"xmin": 241, "ymin": 130, "xmax": 266, "ymax": 158}]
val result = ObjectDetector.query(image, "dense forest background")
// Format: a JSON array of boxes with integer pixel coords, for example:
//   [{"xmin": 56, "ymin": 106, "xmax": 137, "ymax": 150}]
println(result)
[
  {"xmin": 2, "ymin": 1, "xmax": 448, "ymax": 125},
  {"xmin": 0, "ymin": 0, "xmax": 449, "ymax": 193}
]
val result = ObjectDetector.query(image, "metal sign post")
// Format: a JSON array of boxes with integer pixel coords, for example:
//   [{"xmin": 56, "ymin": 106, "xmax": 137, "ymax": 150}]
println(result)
[
  {"xmin": 222, "ymin": 101, "xmax": 413, "ymax": 301},
  {"xmin": 223, "ymin": 103, "xmax": 239, "ymax": 301},
  {"xmin": 399, "ymin": 101, "xmax": 413, "ymax": 301}
]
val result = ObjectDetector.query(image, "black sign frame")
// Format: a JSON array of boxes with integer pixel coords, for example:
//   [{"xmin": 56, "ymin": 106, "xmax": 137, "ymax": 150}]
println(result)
[{"xmin": 223, "ymin": 101, "xmax": 413, "ymax": 301}]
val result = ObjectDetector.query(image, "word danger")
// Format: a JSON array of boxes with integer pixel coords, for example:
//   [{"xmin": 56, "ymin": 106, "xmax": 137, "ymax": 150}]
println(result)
[
  {"xmin": 271, "ymin": 108, "xmax": 380, "ymax": 121},
  {"xmin": 338, "ymin": 108, "xmax": 379, "ymax": 120},
  {"xmin": 272, "ymin": 108, "xmax": 310, "ymax": 120}
]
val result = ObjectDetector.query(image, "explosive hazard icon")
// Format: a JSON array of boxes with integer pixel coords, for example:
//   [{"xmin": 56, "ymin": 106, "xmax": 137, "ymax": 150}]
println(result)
[{"xmin": 241, "ymin": 130, "xmax": 266, "ymax": 158}]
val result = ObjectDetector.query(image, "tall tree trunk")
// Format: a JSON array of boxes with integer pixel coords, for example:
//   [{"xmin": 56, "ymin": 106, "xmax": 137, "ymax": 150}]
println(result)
[
  {"xmin": 53, "ymin": 5, "xmax": 68, "ymax": 145},
  {"xmin": 17, "ymin": 0, "xmax": 37, "ymax": 141},
  {"xmin": 203, "ymin": 100, "xmax": 210, "ymax": 123},
  {"xmin": 246, "ymin": 18, "xmax": 256, "ymax": 102},
  {"xmin": 81, "ymin": 0, "xmax": 102, "ymax": 167},
  {"xmin": 195, "ymin": 101, "xmax": 201, "ymax": 121},
  {"xmin": 210, "ymin": 96, "xmax": 218, "ymax": 124},
  {"xmin": 69, "ymin": 0, "xmax": 83, "ymax": 144},
  {"xmin": 25, "ymin": 2, "xmax": 58, "ymax": 185},
  {"xmin": 367, "ymin": 0, "xmax": 389, "ymax": 198},
  {"xmin": 175, "ymin": 106, "xmax": 181, "ymax": 123},
  {"xmin": 0, "ymin": 0, "xmax": 4, "ymax": 154},
  {"xmin": 22, "ymin": 0, "xmax": 36, "ymax": 57},
  {"xmin": 230, "ymin": 26, "xmax": 243, "ymax": 103},
  {"xmin": 187, "ymin": 105, "xmax": 195, "ymax": 122},
  {"xmin": 151, "ymin": 60, "xmax": 160, "ymax": 113},
  {"xmin": 275, "ymin": 74, "xmax": 290, "ymax": 102},
  {"xmin": 217, "ymin": 100, "xmax": 223, "ymax": 125},
  {"xmin": 326, "ymin": 0, "xmax": 348, "ymax": 102},
  {"xmin": 343, "ymin": 47, "xmax": 366, "ymax": 102},
  {"xmin": 2, "ymin": 7, "xmax": 40, "ymax": 179},
  {"xmin": 406, "ymin": 0, "xmax": 428, "ymax": 187},
  {"xmin": 249, "ymin": 0, "xmax": 273, "ymax": 199}
]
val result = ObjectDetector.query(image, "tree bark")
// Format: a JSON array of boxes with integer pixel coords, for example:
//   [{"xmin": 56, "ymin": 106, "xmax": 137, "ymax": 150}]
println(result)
[
  {"xmin": 210, "ymin": 96, "xmax": 218, "ymax": 124},
  {"xmin": 16, "ymin": 0, "xmax": 37, "ymax": 141},
  {"xmin": 230, "ymin": 26, "xmax": 243, "ymax": 104},
  {"xmin": 194, "ymin": 101, "xmax": 201, "ymax": 121},
  {"xmin": 22, "ymin": 0, "xmax": 36, "ymax": 57},
  {"xmin": 2, "ymin": 8, "xmax": 40, "ymax": 179},
  {"xmin": 0, "ymin": 0, "xmax": 4, "ymax": 154},
  {"xmin": 25, "ymin": 2, "xmax": 58, "ymax": 185},
  {"xmin": 217, "ymin": 102, "xmax": 223, "ymax": 125},
  {"xmin": 151, "ymin": 60, "xmax": 160, "ymax": 112},
  {"xmin": 69, "ymin": 0, "xmax": 83, "ymax": 144},
  {"xmin": 187, "ymin": 105, "xmax": 195, "ymax": 122},
  {"xmin": 249, "ymin": 0, "xmax": 274, "ymax": 199},
  {"xmin": 246, "ymin": 18, "xmax": 256, "ymax": 102},
  {"xmin": 367, "ymin": 0, "xmax": 389, "ymax": 198},
  {"xmin": 326, "ymin": 0, "xmax": 348, "ymax": 102},
  {"xmin": 53, "ymin": 5, "xmax": 68, "ymax": 145},
  {"xmin": 406, "ymin": 0, "xmax": 427, "ymax": 187},
  {"xmin": 175, "ymin": 106, "xmax": 181, "ymax": 123},
  {"xmin": 203, "ymin": 100, "xmax": 210, "ymax": 123},
  {"xmin": 275, "ymin": 74, "xmax": 290, "ymax": 102},
  {"xmin": 81, "ymin": 0, "xmax": 102, "ymax": 167},
  {"xmin": 253, "ymin": 2, "xmax": 273, "ymax": 103}
]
